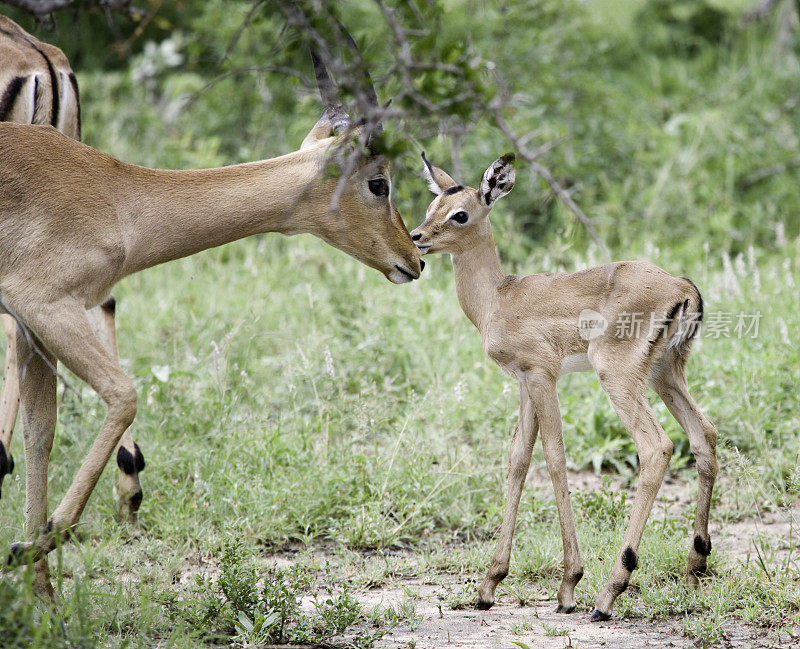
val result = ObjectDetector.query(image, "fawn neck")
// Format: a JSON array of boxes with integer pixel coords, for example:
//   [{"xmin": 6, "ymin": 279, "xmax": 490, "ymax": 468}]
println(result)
[{"xmin": 451, "ymin": 226, "xmax": 505, "ymax": 331}]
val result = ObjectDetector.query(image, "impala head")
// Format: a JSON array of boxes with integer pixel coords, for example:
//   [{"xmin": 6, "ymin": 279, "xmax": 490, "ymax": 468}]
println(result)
[
  {"xmin": 411, "ymin": 152, "xmax": 516, "ymax": 256},
  {"xmin": 300, "ymin": 45, "xmax": 422, "ymax": 284}
]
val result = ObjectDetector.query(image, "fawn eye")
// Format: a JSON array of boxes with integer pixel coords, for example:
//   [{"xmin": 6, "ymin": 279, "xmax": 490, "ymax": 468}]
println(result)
[
  {"xmin": 450, "ymin": 211, "xmax": 469, "ymax": 224},
  {"xmin": 368, "ymin": 178, "xmax": 389, "ymax": 196}
]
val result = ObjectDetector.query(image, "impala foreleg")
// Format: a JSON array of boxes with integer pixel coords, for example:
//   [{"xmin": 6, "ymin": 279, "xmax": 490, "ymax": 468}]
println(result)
[
  {"xmin": 651, "ymin": 356, "xmax": 717, "ymax": 586},
  {"xmin": 591, "ymin": 366, "xmax": 672, "ymax": 621},
  {"xmin": 477, "ymin": 384, "xmax": 538, "ymax": 609},
  {"xmin": 525, "ymin": 373, "xmax": 583, "ymax": 613},
  {"xmin": 0, "ymin": 314, "xmax": 20, "ymax": 497}
]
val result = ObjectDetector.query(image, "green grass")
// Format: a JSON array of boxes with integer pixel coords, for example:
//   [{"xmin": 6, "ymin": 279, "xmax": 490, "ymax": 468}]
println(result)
[
  {"xmin": 2, "ymin": 1, "xmax": 800, "ymax": 646},
  {"xmin": 1, "ymin": 233, "xmax": 798, "ymax": 647}
]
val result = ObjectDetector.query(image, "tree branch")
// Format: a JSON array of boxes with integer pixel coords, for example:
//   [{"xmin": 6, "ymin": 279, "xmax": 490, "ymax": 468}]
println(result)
[
  {"xmin": 490, "ymin": 105, "xmax": 610, "ymax": 261},
  {"xmin": 1, "ymin": 0, "xmax": 143, "ymax": 21}
]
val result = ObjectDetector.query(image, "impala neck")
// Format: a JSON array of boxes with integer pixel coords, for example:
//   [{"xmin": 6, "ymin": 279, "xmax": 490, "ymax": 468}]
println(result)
[
  {"xmin": 120, "ymin": 147, "xmax": 328, "ymax": 275},
  {"xmin": 451, "ymin": 227, "xmax": 505, "ymax": 331}
]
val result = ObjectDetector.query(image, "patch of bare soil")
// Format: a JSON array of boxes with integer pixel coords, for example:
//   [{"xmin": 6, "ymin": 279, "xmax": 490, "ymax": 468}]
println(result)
[
  {"xmin": 364, "ymin": 577, "xmax": 799, "ymax": 649},
  {"xmin": 360, "ymin": 472, "xmax": 799, "ymax": 649}
]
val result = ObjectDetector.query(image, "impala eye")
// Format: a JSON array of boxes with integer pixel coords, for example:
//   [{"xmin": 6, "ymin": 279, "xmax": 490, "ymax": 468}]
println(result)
[
  {"xmin": 368, "ymin": 178, "xmax": 389, "ymax": 196},
  {"xmin": 450, "ymin": 211, "xmax": 469, "ymax": 224}
]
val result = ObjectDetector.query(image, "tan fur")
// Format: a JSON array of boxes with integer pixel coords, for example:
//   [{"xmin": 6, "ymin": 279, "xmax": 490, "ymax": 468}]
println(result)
[
  {"xmin": 0, "ymin": 16, "xmax": 88, "ymax": 598},
  {"xmin": 0, "ymin": 57, "xmax": 420, "ymax": 596},
  {"xmin": 412, "ymin": 155, "xmax": 717, "ymax": 620}
]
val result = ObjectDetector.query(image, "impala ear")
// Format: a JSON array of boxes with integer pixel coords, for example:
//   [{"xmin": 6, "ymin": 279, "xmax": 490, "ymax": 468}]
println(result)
[
  {"xmin": 421, "ymin": 151, "xmax": 458, "ymax": 195},
  {"xmin": 479, "ymin": 153, "xmax": 515, "ymax": 207}
]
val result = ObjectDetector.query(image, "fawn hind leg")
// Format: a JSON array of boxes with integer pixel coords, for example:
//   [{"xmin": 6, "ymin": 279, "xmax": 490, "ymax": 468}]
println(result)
[
  {"xmin": 590, "ymin": 347, "xmax": 672, "ymax": 621},
  {"xmin": 650, "ymin": 353, "xmax": 717, "ymax": 586}
]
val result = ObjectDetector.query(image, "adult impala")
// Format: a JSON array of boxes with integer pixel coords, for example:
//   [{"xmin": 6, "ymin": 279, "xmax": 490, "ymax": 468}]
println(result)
[
  {"xmin": 0, "ymin": 45, "xmax": 421, "ymax": 597},
  {"xmin": 0, "ymin": 14, "xmax": 149, "ymax": 535},
  {"xmin": 412, "ymin": 153, "xmax": 717, "ymax": 621}
]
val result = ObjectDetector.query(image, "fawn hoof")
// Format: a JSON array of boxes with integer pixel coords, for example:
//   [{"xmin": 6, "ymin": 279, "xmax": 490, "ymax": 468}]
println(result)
[
  {"xmin": 476, "ymin": 598, "xmax": 494, "ymax": 610},
  {"xmin": 556, "ymin": 604, "xmax": 576, "ymax": 614},
  {"xmin": 590, "ymin": 609, "xmax": 612, "ymax": 622}
]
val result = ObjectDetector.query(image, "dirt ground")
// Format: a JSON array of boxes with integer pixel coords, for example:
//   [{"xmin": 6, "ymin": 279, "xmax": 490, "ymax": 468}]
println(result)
[
  {"xmin": 178, "ymin": 470, "xmax": 799, "ymax": 649},
  {"xmin": 362, "ymin": 471, "xmax": 800, "ymax": 649}
]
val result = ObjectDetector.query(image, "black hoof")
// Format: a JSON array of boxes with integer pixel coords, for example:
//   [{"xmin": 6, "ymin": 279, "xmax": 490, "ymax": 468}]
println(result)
[
  {"xmin": 556, "ymin": 604, "xmax": 576, "ymax": 614},
  {"xmin": 476, "ymin": 599, "xmax": 494, "ymax": 610},
  {"xmin": 590, "ymin": 609, "xmax": 611, "ymax": 622}
]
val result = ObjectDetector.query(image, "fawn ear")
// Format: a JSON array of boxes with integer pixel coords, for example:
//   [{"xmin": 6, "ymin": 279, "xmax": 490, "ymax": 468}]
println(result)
[
  {"xmin": 479, "ymin": 153, "xmax": 515, "ymax": 207},
  {"xmin": 421, "ymin": 151, "xmax": 458, "ymax": 195}
]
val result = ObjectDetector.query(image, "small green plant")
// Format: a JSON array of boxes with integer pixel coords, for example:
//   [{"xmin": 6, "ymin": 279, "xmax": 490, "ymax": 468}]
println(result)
[
  {"xmin": 573, "ymin": 476, "xmax": 629, "ymax": 527},
  {"xmin": 542, "ymin": 621, "xmax": 573, "ymax": 636},
  {"xmin": 164, "ymin": 540, "xmax": 391, "ymax": 647},
  {"xmin": 509, "ymin": 616, "xmax": 538, "ymax": 635}
]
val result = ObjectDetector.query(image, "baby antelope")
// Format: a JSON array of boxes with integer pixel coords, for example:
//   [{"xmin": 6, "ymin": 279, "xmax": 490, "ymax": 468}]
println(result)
[{"xmin": 412, "ymin": 153, "xmax": 718, "ymax": 621}]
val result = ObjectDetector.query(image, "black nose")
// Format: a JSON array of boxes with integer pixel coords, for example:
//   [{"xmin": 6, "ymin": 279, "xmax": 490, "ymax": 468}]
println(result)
[
  {"xmin": 411, "ymin": 233, "xmax": 422, "ymax": 241},
  {"xmin": 419, "ymin": 259, "xmax": 425, "ymax": 271}
]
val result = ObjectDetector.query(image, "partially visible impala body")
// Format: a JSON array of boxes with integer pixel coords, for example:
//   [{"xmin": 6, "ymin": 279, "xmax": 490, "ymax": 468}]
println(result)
[
  {"xmin": 0, "ymin": 20, "xmax": 421, "ymax": 597},
  {"xmin": 0, "ymin": 17, "xmax": 138, "ymax": 522}
]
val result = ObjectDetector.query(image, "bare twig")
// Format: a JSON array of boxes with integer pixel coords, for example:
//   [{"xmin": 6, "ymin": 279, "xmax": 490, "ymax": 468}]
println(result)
[
  {"xmin": 736, "ymin": 159, "xmax": 800, "ymax": 191},
  {"xmin": 1, "ymin": 0, "xmax": 144, "ymax": 20},
  {"xmin": 742, "ymin": 0, "xmax": 783, "ymax": 22},
  {"xmin": 490, "ymin": 105, "xmax": 610, "ymax": 261},
  {"xmin": 215, "ymin": 0, "xmax": 267, "ymax": 73}
]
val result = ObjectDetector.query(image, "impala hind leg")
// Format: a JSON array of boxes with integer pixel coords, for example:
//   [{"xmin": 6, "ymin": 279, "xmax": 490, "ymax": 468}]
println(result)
[
  {"xmin": 525, "ymin": 372, "xmax": 584, "ymax": 613},
  {"xmin": 7, "ymin": 300, "xmax": 137, "ymax": 579},
  {"xmin": 87, "ymin": 299, "xmax": 146, "ymax": 528},
  {"xmin": 0, "ymin": 314, "xmax": 21, "ymax": 497},
  {"xmin": 651, "ymin": 355, "xmax": 717, "ymax": 587},
  {"xmin": 14, "ymin": 325, "xmax": 58, "ymax": 598},
  {"xmin": 477, "ymin": 383, "xmax": 539, "ymax": 609},
  {"xmin": 591, "ymin": 357, "xmax": 672, "ymax": 621}
]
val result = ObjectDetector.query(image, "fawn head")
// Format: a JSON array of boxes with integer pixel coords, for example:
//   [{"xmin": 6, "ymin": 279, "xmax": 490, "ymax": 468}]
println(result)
[{"xmin": 410, "ymin": 152, "xmax": 515, "ymax": 256}]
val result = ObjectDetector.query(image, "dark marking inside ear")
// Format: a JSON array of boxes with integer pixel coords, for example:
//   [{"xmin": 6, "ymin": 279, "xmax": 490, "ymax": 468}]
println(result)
[
  {"xmin": 483, "ymin": 190, "xmax": 492, "ymax": 205},
  {"xmin": 421, "ymin": 151, "xmax": 435, "ymax": 177},
  {"xmin": 694, "ymin": 535, "xmax": 712, "ymax": 556},
  {"xmin": 622, "ymin": 547, "xmax": 638, "ymax": 572},
  {"xmin": 442, "ymin": 185, "xmax": 465, "ymax": 196},
  {"xmin": 488, "ymin": 176, "xmax": 497, "ymax": 189},
  {"xmin": 0, "ymin": 76, "xmax": 25, "ymax": 121},
  {"xmin": 101, "ymin": 296, "xmax": 117, "ymax": 315}
]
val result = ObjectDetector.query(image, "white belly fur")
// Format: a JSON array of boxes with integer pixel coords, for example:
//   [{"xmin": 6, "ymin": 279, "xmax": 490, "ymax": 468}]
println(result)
[{"xmin": 559, "ymin": 353, "xmax": 592, "ymax": 377}]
